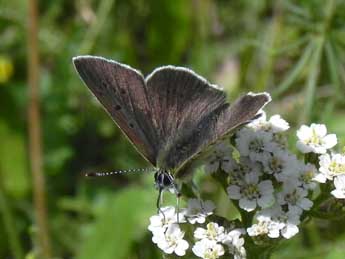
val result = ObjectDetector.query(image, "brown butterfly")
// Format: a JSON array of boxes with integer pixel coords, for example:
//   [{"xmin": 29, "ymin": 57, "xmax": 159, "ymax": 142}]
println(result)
[{"xmin": 73, "ymin": 56, "xmax": 270, "ymax": 205}]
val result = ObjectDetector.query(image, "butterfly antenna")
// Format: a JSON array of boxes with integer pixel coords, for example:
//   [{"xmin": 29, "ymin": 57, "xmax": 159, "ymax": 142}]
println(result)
[{"xmin": 85, "ymin": 168, "xmax": 153, "ymax": 177}]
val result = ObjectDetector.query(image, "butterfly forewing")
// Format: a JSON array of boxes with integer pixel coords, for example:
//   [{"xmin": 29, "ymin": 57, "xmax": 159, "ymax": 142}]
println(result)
[{"xmin": 73, "ymin": 56, "xmax": 159, "ymax": 165}]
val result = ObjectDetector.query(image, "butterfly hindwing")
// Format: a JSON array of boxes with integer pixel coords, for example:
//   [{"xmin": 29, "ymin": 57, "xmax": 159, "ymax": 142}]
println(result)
[{"xmin": 162, "ymin": 93, "xmax": 271, "ymax": 177}]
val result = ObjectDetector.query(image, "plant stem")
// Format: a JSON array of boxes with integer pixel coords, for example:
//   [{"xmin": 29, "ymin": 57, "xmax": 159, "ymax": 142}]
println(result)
[
  {"xmin": 27, "ymin": 0, "xmax": 52, "ymax": 257},
  {"xmin": 0, "ymin": 173, "xmax": 24, "ymax": 259}
]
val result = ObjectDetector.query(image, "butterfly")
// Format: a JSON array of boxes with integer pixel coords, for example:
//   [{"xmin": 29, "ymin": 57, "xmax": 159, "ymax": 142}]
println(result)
[{"xmin": 73, "ymin": 55, "xmax": 270, "ymax": 206}]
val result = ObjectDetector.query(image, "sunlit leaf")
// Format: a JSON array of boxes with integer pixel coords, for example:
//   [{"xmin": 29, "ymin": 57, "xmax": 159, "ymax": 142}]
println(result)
[{"xmin": 0, "ymin": 119, "xmax": 29, "ymax": 198}]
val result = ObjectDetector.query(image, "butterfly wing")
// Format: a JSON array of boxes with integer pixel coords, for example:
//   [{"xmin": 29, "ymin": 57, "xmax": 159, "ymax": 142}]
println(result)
[
  {"xmin": 161, "ymin": 92, "xmax": 271, "ymax": 178},
  {"xmin": 73, "ymin": 56, "xmax": 159, "ymax": 165},
  {"xmin": 144, "ymin": 66, "xmax": 228, "ymax": 165},
  {"xmin": 73, "ymin": 56, "xmax": 270, "ymax": 175}
]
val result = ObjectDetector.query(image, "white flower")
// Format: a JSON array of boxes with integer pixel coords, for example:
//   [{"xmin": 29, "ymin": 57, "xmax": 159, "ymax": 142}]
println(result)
[
  {"xmin": 272, "ymin": 133, "xmax": 289, "ymax": 149},
  {"xmin": 236, "ymin": 128, "xmax": 276, "ymax": 163},
  {"xmin": 227, "ymin": 172, "xmax": 275, "ymax": 211},
  {"xmin": 280, "ymin": 214, "xmax": 300, "ymax": 239},
  {"xmin": 152, "ymin": 224, "xmax": 189, "ymax": 256},
  {"xmin": 247, "ymin": 110, "xmax": 267, "ymax": 129},
  {"xmin": 331, "ymin": 175, "xmax": 345, "ymax": 199},
  {"xmin": 276, "ymin": 160, "xmax": 319, "ymax": 190},
  {"xmin": 276, "ymin": 182, "xmax": 313, "ymax": 214},
  {"xmin": 259, "ymin": 205, "xmax": 300, "ymax": 239},
  {"xmin": 247, "ymin": 215, "xmax": 283, "ymax": 238},
  {"xmin": 148, "ymin": 206, "xmax": 185, "ymax": 233},
  {"xmin": 185, "ymin": 199, "xmax": 215, "ymax": 224},
  {"xmin": 205, "ymin": 142, "xmax": 234, "ymax": 173},
  {"xmin": 194, "ymin": 222, "xmax": 226, "ymax": 242},
  {"xmin": 192, "ymin": 239, "xmax": 225, "ymax": 259},
  {"xmin": 317, "ymin": 153, "xmax": 345, "ymax": 182},
  {"xmin": 248, "ymin": 112, "xmax": 289, "ymax": 133},
  {"xmin": 296, "ymin": 162, "xmax": 319, "ymax": 190},
  {"xmin": 227, "ymin": 157, "xmax": 262, "ymax": 186},
  {"xmin": 262, "ymin": 148, "xmax": 298, "ymax": 177},
  {"xmin": 296, "ymin": 124, "xmax": 337, "ymax": 154},
  {"xmin": 268, "ymin": 115, "xmax": 290, "ymax": 133},
  {"xmin": 222, "ymin": 229, "xmax": 246, "ymax": 259}
]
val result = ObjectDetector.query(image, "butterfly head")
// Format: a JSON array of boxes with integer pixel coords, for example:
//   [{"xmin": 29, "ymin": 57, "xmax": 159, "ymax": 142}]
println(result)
[
  {"xmin": 154, "ymin": 169, "xmax": 181, "ymax": 222},
  {"xmin": 154, "ymin": 169, "xmax": 175, "ymax": 191}
]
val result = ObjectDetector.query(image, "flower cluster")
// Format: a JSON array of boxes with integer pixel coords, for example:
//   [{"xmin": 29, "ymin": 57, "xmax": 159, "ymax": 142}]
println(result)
[
  {"xmin": 148, "ymin": 111, "xmax": 344, "ymax": 258},
  {"xmin": 148, "ymin": 199, "xmax": 246, "ymax": 258},
  {"xmin": 225, "ymin": 112, "xmax": 316, "ymax": 240},
  {"xmin": 148, "ymin": 206, "xmax": 189, "ymax": 256}
]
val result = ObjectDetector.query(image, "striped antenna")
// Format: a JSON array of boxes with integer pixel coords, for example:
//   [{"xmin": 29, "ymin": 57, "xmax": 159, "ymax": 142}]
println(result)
[{"xmin": 85, "ymin": 168, "xmax": 154, "ymax": 177}]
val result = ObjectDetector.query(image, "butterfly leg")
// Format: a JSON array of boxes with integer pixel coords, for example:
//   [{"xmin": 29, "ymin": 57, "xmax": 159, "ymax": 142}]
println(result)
[
  {"xmin": 176, "ymin": 188, "xmax": 181, "ymax": 224},
  {"xmin": 166, "ymin": 172, "xmax": 182, "ymax": 223},
  {"xmin": 156, "ymin": 188, "xmax": 166, "ymax": 222}
]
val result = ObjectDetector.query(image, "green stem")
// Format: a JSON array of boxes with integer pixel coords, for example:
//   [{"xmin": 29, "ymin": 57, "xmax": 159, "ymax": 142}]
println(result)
[
  {"xmin": 0, "ymin": 174, "xmax": 24, "ymax": 259},
  {"xmin": 27, "ymin": 0, "xmax": 52, "ymax": 256}
]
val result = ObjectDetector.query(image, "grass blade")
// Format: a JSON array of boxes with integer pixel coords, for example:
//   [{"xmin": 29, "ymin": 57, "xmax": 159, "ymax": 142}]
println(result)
[
  {"xmin": 302, "ymin": 37, "xmax": 323, "ymax": 122},
  {"xmin": 325, "ymin": 40, "xmax": 341, "ymax": 100},
  {"xmin": 272, "ymin": 41, "xmax": 314, "ymax": 97}
]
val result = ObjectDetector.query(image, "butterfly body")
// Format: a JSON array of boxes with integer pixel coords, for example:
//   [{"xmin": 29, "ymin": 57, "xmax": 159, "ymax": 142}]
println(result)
[{"xmin": 73, "ymin": 56, "xmax": 270, "ymax": 192}]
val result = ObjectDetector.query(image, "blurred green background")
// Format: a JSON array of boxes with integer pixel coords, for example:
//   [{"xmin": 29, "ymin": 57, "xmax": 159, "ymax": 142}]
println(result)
[{"xmin": 1, "ymin": 0, "xmax": 345, "ymax": 258}]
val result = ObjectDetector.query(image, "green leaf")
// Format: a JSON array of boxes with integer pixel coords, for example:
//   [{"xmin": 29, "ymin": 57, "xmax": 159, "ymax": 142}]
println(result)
[
  {"xmin": 325, "ymin": 235, "xmax": 345, "ymax": 259},
  {"xmin": 77, "ymin": 187, "xmax": 156, "ymax": 259}
]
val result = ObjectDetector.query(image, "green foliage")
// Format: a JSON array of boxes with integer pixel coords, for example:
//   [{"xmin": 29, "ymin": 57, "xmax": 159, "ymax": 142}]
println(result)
[
  {"xmin": 1, "ymin": 0, "xmax": 345, "ymax": 258},
  {"xmin": 77, "ymin": 187, "xmax": 156, "ymax": 259}
]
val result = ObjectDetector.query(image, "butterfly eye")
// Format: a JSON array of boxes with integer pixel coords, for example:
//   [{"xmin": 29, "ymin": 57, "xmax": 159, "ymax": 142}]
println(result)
[
  {"xmin": 129, "ymin": 123, "xmax": 134, "ymax": 128},
  {"xmin": 162, "ymin": 175, "xmax": 172, "ymax": 186},
  {"xmin": 115, "ymin": 105, "xmax": 121, "ymax": 110}
]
